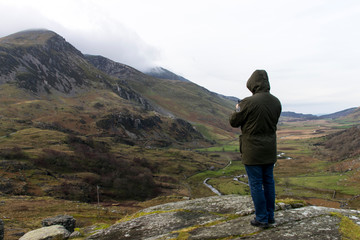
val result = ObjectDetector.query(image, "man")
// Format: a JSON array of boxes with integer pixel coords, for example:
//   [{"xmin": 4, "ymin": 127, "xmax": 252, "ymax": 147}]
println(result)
[{"xmin": 229, "ymin": 70, "xmax": 282, "ymax": 228}]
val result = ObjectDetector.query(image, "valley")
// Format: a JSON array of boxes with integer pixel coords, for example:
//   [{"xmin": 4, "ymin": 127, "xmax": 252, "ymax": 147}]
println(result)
[
  {"xmin": 191, "ymin": 116, "xmax": 360, "ymax": 209},
  {"xmin": 0, "ymin": 29, "xmax": 359, "ymax": 239}
]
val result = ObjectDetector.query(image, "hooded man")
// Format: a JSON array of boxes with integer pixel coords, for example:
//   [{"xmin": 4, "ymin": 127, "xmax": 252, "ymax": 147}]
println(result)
[{"xmin": 229, "ymin": 69, "xmax": 282, "ymax": 228}]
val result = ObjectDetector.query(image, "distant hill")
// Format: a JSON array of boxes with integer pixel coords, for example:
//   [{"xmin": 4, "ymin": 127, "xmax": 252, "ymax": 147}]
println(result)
[
  {"xmin": 342, "ymin": 107, "xmax": 360, "ymax": 121},
  {"xmin": 320, "ymin": 125, "xmax": 360, "ymax": 161},
  {"xmin": 280, "ymin": 111, "xmax": 318, "ymax": 120},
  {"xmin": 281, "ymin": 107, "xmax": 358, "ymax": 121},
  {"xmin": 319, "ymin": 107, "xmax": 358, "ymax": 119},
  {"xmin": 143, "ymin": 66, "xmax": 190, "ymax": 82}
]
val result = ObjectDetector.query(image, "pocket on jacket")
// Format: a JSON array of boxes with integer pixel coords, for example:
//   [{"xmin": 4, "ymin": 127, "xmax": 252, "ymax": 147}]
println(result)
[{"xmin": 239, "ymin": 135, "xmax": 243, "ymax": 154}]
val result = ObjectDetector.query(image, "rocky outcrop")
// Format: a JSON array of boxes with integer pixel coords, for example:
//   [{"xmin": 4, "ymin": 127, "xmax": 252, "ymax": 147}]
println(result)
[
  {"xmin": 16, "ymin": 215, "xmax": 75, "ymax": 240},
  {"xmin": 96, "ymin": 112, "xmax": 205, "ymax": 147},
  {"xmin": 19, "ymin": 225, "xmax": 70, "ymax": 240},
  {"xmin": 85, "ymin": 195, "xmax": 360, "ymax": 240},
  {"xmin": 42, "ymin": 215, "xmax": 76, "ymax": 233}
]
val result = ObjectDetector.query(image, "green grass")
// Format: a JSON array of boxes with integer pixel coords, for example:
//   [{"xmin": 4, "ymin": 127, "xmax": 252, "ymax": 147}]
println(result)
[
  {"xmin": 0, "ymin": 128, "xmax": 68, "ymax": 153},
  {"xmin": 331, "ymin": 212, "xmax": 360, "ymax": 240},
  {"xmin": 207, "ymin": 178, "xmax": 250, "ymax": 195},
  {"xmin": 276, "ymin": 172, "xmax": 360, "ymax": 196}
]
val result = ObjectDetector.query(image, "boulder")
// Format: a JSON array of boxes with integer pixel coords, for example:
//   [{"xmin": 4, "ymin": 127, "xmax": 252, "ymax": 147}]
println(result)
[
  {"xmin": 85, "ymin": 195, "xmax": 360, "ymax": 240},
  {"xmin": 19, "ymin": 225, "xmax": 70, "ymax": 240},
  {"xmin": 42, "ymin": 215, "xmax": 76, "ymax": 232}
]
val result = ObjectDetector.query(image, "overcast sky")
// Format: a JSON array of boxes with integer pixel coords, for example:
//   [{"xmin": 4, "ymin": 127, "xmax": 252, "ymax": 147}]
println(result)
[{"xmin": 1, "ymin": 0, "xmax": 359, "ymax": 114}]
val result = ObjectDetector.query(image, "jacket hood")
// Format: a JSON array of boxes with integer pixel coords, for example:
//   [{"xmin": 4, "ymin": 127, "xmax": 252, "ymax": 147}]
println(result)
[{"xmin": 246, "ymin": 70, "xmax": 270, "ymax": 94}]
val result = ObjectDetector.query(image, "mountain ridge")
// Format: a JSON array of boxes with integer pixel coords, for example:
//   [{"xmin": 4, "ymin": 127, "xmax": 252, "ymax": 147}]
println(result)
[{"xmin": 281, "ymin": 107, "xmax": 358, "ymax": 120}]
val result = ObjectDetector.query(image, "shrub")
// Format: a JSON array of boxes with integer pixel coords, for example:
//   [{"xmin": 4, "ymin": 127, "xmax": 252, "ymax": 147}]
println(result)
[
  {"xmin": 33, "ymin": 135, "xmax": 160, "ymax": 201},
  {"xmin": 0, "ymin": 147, "xmax": 28, "ymax": 160},
  {"xmin": 33, "ymin": 149, "xmax": 73, "ymax": 170}
]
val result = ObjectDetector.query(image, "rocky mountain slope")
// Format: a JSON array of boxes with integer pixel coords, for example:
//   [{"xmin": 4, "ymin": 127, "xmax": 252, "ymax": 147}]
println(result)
[{"xmin": 85, "ymin": 54, "xmax": 237, "ymax": 140}]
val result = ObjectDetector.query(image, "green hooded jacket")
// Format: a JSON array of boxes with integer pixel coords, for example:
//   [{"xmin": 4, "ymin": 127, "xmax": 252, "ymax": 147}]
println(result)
[{"xmin": 229, "ymin": 70, "xmax": 282, "ymax": 165}]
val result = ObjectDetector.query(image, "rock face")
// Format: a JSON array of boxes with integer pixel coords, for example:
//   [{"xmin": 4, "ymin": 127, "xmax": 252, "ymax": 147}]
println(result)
[
  {"xmin": 19, "ymin": 225, "xmax": 70, "ymax": 240},
  {"xmin": 86, "ymin": 195, "xmax": 360, "ymax": 240}
]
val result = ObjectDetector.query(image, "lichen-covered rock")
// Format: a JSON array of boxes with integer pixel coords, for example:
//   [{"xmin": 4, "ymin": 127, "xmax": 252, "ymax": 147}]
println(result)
[
  {"xmin": 19, "ymin": 225, "xmax": 70, "ymax": 240},
  {"xmin": 141, "ymin": 195, "xmax": 254, "ymax": 214},
  {"xmin": 85, "ymin": 195, "xmax": 360, "ymax": 240}
]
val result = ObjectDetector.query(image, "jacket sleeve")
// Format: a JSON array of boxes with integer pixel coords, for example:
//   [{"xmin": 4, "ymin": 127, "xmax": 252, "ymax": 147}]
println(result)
[
  {"xmin": 229, "ymin": 100, "xmax": 248, "ymax": 128},
  {"xmin": 229, "ymin": 111, "xmax": 242, "ymax": 127}
]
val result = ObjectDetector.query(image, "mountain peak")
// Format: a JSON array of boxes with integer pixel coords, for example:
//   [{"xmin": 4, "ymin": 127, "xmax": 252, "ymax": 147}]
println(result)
[
  {"xmin": 0, "ymin": 29, "xmax": 87, "ymax": 94},
  {"xmin": 0, "ymin": 29, "xmax": 59, "ymax": 47}
]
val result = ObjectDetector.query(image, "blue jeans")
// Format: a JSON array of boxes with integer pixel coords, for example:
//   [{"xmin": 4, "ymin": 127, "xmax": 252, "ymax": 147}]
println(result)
[{"xmin": 245, "ymin": 164, "xmax": 275, "ymax": 223}]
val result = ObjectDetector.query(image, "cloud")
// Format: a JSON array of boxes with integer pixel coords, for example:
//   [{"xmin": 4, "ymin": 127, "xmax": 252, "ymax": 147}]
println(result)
[
  {"xmin": 1, "ymin": 0, "xmax": 359, "ymax": 114},
  {"xmin": 62, "ymin": 23, "xmax": 161, "ymax": 71},
  {"xmin": 0, "ymin": 1, "xmax": 160, "ymax": 71}
]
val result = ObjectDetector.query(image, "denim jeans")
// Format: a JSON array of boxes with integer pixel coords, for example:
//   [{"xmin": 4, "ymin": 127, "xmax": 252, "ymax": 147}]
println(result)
[{"xmin": 245, "ymin": 164, "xmax": 275, "ymax": 223}]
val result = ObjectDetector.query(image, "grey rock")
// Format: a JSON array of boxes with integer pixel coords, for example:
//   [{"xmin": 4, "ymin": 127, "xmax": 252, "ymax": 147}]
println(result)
[
  {"xmin": 141, "ymin": 195, "xmax": 254, "ymax": 214},
  {"xmin": 85, "ymin": 195, "xmax": 360, "ymax": 240},
  {"xmin": 42, "ymin": 215, "xmax": 76, "ymax": 232},
  {"xmin": 19, "ymin": 225, "xmax": 70, "ymax": 240},
  {"xmin": 69, "ymin": 230, "xmax": 82, "ymax": 238}
]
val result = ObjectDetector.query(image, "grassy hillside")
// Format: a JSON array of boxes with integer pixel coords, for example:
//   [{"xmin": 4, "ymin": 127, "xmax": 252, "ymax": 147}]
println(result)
[{"xmin": 127, "ymin": 77, "xmax": 236, "ymax": 140}]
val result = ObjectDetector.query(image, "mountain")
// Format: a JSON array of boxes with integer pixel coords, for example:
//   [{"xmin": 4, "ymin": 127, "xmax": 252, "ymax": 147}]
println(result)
[
  {"xmin": 85, "ymin": 55, "xmax": 237, "ymax": 140},
  {"xmin": 143, "ymin": 66, "xmax": 190, "ymax": 82},
  {"xmin": 0, "ymin": 29, "xmax": 235, "ymax": 203},
  {"xmin": 0, "ymin": 29, "xmax": 210, "ymax": 147},
  {"xmin": 0, "ymin": 29, "xmax": 95, "ymax": 94}
]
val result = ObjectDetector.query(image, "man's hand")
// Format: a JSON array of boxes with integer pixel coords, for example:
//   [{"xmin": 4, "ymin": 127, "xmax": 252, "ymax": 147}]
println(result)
[{"xmin": 236, "ymin": 104, "xmax": 241, "ymax": 112}]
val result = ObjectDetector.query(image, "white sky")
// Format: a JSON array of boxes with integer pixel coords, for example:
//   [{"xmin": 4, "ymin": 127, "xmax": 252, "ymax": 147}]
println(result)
[{"xmin": 0, "ymin": 0, "xmax": 359, "ymax": 114}]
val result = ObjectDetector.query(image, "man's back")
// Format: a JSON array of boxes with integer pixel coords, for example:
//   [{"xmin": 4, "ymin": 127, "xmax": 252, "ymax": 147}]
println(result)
[{"xmin": 229, "ymin": 70, "xmax": 281, "ymax": 165}]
